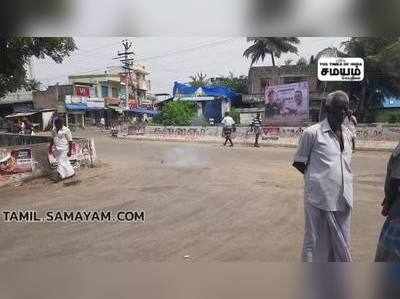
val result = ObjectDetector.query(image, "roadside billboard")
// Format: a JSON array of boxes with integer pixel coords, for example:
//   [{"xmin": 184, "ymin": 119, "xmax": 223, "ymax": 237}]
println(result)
[{"xmin": 264, "ymin": 81, "xmax": 309, "ymax": 126}]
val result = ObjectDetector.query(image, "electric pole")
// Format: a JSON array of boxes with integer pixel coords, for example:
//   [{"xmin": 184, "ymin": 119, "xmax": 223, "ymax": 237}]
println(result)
[{"xmin": 115, "ymin": 39, "xmax": 135, "ymax": 110}]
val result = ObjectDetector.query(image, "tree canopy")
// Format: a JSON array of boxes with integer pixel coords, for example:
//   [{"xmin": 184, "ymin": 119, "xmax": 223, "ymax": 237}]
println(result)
[
  {"xmin": 316, "ymin": 37, "xmax": 400, "ymax": 122},
  {"xmin": 189, "ymin": 72, "xmax": 209, "ymax": 89},
  {"xmin": 0, "ymin": 37, "xmax": 76, "ymax": 98},
  {"xmin": 243, "ymin": 37, "xmax": 300, "ymax": 66},
  {"xmin": 154, "ymin": 101, "xmax": 197, "ymax": 126},
  {"xmin": 210, "ymin": 72, "xmax": 248, "ymax": 94}
]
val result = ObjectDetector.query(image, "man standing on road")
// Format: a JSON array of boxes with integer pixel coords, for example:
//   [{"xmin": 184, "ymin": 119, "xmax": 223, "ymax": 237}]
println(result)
[
  {"xmin": 292, "ymin": 90, "xmax": 353, "ymax": 262},
  {"xmin": 221, "ymin": 111, "xmax": 235, "ymax": 147},
  {"xmin": 250, "ymin": 112, "xmax": 262, "ymax": 147},
  {"xmin": 48, "ymin": 117, "xmax": 75, "ymax": 182}
]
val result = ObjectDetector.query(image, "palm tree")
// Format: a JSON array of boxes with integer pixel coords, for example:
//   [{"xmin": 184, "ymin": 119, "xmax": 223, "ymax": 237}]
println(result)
[
  {"xmin": 243, "ymin": 37, "xmax": 300, "ymax": 66},
  {"xmin": 189, "ymin": 72, "xmax": 209, "ymax": 88},
  {"xmin": 315, "ymin": 46, "xmax": 348, "ymax": 60}
]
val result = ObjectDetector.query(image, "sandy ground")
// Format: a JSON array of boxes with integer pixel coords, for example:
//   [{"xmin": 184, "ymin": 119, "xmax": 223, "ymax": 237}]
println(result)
[{"xmin": 0, "ymin": 132, "xmax": 390, "ymax": 262}]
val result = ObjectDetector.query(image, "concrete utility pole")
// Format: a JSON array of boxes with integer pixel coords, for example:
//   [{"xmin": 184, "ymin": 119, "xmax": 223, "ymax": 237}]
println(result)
[{"xmin": 115, "ymin": 39, "xmax": 135, "ymax": 110}]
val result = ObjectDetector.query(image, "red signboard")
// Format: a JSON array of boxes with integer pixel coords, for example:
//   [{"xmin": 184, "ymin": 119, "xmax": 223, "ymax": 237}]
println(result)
[
  {"xmin": 0, "ymin": 148, "xmax": 33, "ymax": 174},
  {"xmin": 128, "ymin": 99, "xmax": 139, "ymax": 109},
  {"xmin": 105, "ymin": 97, "xmax": 121, "ymax": 106},
  {"xmin": 75, "ymin": 85, "xmax": 90, "ymax": 97}
]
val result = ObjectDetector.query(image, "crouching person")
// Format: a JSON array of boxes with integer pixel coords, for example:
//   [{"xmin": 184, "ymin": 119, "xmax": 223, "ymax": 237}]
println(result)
[{"xmin": 48, "ymin": 117, "xmax": 75, "ymax": 182}]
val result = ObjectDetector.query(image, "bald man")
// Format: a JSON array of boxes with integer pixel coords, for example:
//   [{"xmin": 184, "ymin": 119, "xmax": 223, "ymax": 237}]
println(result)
[{"xmin": 293, "ymin": 91, "xmax": 353, "ymax": 262}]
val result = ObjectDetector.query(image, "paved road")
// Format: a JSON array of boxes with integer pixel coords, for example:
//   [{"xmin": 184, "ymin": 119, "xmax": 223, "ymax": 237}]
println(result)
[{"xmin": 0, "ymin": 134, "xmax": 389, "ymax": 262}]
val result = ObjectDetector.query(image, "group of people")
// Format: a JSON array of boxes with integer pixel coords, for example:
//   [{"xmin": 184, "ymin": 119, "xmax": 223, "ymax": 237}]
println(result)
[
  {"xmin": 221, "ymin": 108, "xmax": 357, "ymax": 150},
  {"xmin": 46, "ymin": 94, "xmax": 398, "ymax": 261},
  {"xmin": 8, "ymin": 118, "xmax": 34, "ymax": 135},
  {"xmin": 293, "ymin": 90, "xmax": 394, "ymax": 262},
  {"xmin": 220, "ymin": 111, "xmax": 263, "ymax": 148},
  {"xmin": 221, "ymin": 90, "xmax": 398, "ymax": 262}
]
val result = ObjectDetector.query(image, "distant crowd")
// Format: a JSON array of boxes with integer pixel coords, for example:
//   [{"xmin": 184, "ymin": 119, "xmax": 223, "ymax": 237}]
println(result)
[{"xmin": 0, "ymin": 117, "xmax": 35, "ymax": 135}]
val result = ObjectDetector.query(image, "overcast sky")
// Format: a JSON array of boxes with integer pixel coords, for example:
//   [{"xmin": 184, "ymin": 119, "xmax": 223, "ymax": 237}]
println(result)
[{"xmin": 32, "ymin": 37, "xmax": 346, "ymax": 94}]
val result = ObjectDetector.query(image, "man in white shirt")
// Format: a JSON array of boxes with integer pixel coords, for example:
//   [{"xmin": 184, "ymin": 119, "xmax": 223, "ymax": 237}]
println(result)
[
  {"xmin": 100, "ymin": 117, "xmax": 106, "ymax": 128},
  {"xmin": 221, "ymin": 111, "xmax": 235, "ymax": 147},
  {"xmin": 293, "ymin": 90, "xmax": 353, "ymax": 262},
  {"xmin": 49, "ymin": 117, "xmax": 75, "ymax": 182}
]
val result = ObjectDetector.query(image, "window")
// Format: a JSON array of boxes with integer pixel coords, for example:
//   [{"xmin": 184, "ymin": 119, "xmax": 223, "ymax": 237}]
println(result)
[
  {"xmin": 101, "ymin": 85, "xmax": 108, "ymax": 97},
  {"xmin": 112, "ymin": 87, "xmax": 118, "ymax": 98}
]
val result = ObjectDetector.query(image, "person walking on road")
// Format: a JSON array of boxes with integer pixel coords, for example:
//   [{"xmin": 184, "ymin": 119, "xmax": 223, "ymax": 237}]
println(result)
[
  {"xmin": 250, "ymin": 112, "xmax": 262, "ymax": 147},
  {"xmin": 221, "ymin": 111, "xmax": 235, "ymax": 147},
  {"xmin": 48, "ymin": 117, "xmax": 75, "ymax": 182}
]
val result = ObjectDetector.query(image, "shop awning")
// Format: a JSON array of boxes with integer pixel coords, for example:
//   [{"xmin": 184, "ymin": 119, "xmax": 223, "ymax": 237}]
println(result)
[
  {"xmin": 107, "ymin": 106, "xmax": 125, "ymax": 114},
  {"xmin": 5, "ymin": 112, "xmax": 37, "ymax": 118},
  {"xmin": 65, "ymin": 103, "xmax": 87, "ymax": 111},
  {"xmin": 129, "ymin": 108, "xmax": 160, "ymax": 116}
]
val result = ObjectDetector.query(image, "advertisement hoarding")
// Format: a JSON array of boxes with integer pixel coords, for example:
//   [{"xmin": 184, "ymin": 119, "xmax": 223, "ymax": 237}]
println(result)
[{"xmin": 264, "ymin": 81, "xmax": 309, "ymax": 126}]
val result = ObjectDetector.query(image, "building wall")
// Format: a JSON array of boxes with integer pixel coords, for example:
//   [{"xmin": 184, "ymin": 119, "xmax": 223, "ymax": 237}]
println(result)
[
  {"xmin": 68, "ymin": 67, "xmax": 151, "ymax": 104},
  {"xmin": 238, "ymin": 107, "xmax": 265, "ymax": 125},
  {"xmin": 244, "ymin": 65, "xmax": 323, "ymax": 122},
  {"xmin": 123, "ymin": 125, "xmax": 400, "ymax": 142},
  {"xmin": 247, "ymin": 65, "xmax": 318, "ymax": 95},
  {"xmin": 33, "ymin": 85, "xmax": 73, "ymax": 112}
]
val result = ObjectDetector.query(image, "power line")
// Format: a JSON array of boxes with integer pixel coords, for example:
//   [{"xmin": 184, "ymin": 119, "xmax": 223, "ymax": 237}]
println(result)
[
  {"xmin": 135, "ymin": 38, "xmax": 236, "ymax": 62},
  {"xmin": 38, "ymin": 38, "xmax": 237, "ymax": 86}
]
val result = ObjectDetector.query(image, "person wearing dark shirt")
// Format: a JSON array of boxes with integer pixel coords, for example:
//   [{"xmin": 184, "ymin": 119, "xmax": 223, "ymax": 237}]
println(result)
[
  {"xmin": 250, "ymin": 112, "xmax": 262, "ymax": 147},
  {"xmin": 376, "ymin": 143, "xmax": 400, "ymax": 261}
]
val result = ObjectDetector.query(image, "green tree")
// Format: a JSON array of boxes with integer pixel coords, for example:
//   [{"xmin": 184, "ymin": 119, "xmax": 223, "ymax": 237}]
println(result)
[
  {"xmin": 155, "ymin": 101, "xmax": 197, "ymax": 126},
  {"xmin": 210, "ymin": 72, "xmax": 248, "ymax": 94},
  {"xmin": 25, "ymin": 79, "xmax": 42, "ymax": 91},
  {"xmin": 189, "ymin": 72, "xmax": 209, "ymax": 88},
  {"xmin": 0, "ymin": 37, "xmax": 76, "ymax": 97},
  {"xmin": 243, "ymin": 37, "xmax": 300, "ymax": 66},
  {"xmin": 388, "ymin": 113, "xmax": 398, "ymax": 124},
  {"xmin": 316, "ymin": 37, "xmax": 400, "ymax": 122},
  {"xmin": 296, "ymin": 57, "xmax": 308, "ymax": 66}
]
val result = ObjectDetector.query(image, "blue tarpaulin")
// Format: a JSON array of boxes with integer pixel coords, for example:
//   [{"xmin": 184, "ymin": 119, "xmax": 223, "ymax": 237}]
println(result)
[
  {"xmin": 173, "ymin": 82, "xmax": 240, "ymax": 104},
  {"xmin": 383, "ymin": 97, "xmax": 400, "ymax": 108}
]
